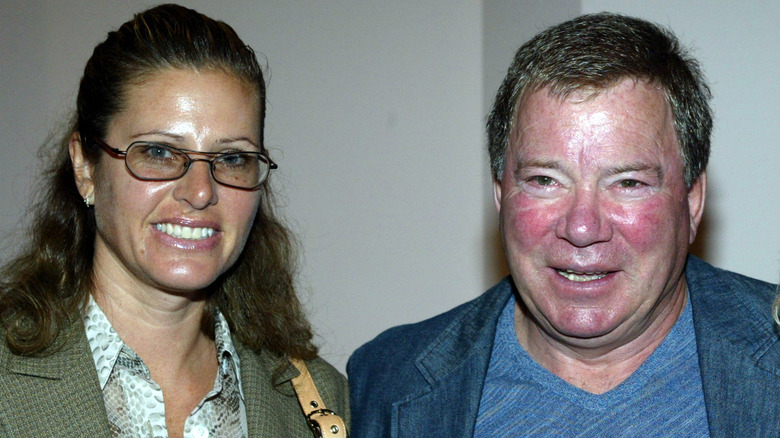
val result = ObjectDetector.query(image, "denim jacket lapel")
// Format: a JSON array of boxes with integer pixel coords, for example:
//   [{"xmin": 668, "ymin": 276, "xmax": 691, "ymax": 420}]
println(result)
[{"xmin": 392, "ymin": 280, "xmax": 513, "ymax": 437}]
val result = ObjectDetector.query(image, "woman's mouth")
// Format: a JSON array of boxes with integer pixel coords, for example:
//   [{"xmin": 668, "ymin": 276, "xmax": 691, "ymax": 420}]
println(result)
[{"xmin": 155, "ymin": 223, "xmax": 215, "ymax": 240}]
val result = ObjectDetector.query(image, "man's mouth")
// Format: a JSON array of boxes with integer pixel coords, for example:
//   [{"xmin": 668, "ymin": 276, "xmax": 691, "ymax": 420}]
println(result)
[
  {"xmin": 555, "ymin": 269, "xmax": 609, "ymax": 282},
  {"xmin": 155, "ymin": 223, "xmax": 215, "ymax": 240}
]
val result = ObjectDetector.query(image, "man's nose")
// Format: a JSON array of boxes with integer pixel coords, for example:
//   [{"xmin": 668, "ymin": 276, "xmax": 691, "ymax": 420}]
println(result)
[{"xmin": 555, "ymin": 188, "xmax": 612, "ymax": 247}]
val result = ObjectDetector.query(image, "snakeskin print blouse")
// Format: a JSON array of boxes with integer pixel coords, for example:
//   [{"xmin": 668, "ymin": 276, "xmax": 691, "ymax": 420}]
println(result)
[{"xmin": 83, "ymin": 296, "xmax": 248, "ymax": 438}]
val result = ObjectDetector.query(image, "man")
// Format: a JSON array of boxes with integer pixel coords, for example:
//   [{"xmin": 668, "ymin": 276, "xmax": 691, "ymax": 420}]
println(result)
[{"xmin": 348, "ymin": 13, "xmax": 780, "ymax": 437}]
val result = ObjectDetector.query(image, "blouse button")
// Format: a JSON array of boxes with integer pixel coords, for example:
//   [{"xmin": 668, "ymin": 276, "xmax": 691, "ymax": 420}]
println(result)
[{"xmin": 192, "ymin": 425, "xmax": 209, "ymax": 438}]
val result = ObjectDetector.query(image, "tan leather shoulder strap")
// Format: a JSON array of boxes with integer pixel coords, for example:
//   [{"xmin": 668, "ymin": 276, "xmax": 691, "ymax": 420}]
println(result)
[{"xmin": 290, "ymin": 358, "xmax": 347, "ymax": 437}]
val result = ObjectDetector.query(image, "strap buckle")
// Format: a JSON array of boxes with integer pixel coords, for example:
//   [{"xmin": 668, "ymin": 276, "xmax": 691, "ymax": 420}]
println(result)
[{"xmin": 307, "ymin": 409, "xmax": 343, "ymax": 436}]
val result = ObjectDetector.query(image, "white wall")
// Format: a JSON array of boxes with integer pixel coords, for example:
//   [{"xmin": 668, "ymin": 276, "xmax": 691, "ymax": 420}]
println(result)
[
  {"xmin": 581, "ymin": 0, "xmax": 780, "ymax": 286},
  {"xmin": 253, "ymin": 1, "xmax": 487, "ymax": 369},
  {"xmin": 1, "ymin": 1, "xmax": 778, "ymax": 373}
]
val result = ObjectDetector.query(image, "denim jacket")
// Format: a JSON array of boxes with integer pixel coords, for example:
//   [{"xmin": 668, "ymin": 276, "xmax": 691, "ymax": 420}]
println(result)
[{"xmin": 348, "ymin": 255, "xmax": 780, "ymax": 437}]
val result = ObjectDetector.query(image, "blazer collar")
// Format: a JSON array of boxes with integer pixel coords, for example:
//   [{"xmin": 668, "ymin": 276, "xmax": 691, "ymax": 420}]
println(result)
[
  {"xmin": 2, "ymin": 318, "xmax": 111, "ymax": 435},
  {"xmin": 5, "ymin": 317, "xmax": 93, "ymax": 379},
  {"xmin": 414, "ymin": 279, "xmax": 513, "ymax": 384},
  {"xmin": 687, "ymin": 255, "xmax": 780, "ymax": 376}
]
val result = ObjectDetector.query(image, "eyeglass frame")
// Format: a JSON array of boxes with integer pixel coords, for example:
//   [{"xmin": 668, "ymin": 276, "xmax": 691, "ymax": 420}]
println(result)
[{"xmin": 88, "ymin": 136, "xmax": 278, "ymax": 190}]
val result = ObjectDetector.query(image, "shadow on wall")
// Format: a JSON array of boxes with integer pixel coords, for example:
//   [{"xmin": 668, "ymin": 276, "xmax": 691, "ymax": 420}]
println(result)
[
  {"xmin": 690, "ymin": 210, "xmax": 711, "ymax": 263},
  {"xmin": 484, "ymin": 221, "xmax": 509, "ymax": 286}
]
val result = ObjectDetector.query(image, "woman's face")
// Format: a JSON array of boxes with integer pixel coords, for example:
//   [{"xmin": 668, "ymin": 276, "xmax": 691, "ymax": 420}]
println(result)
[{"xmin": 75, "ymin": 68, "xmax": 263, "ymax": 296}]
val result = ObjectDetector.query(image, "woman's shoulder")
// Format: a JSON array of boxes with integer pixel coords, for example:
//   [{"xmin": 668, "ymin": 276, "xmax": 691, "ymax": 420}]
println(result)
[
  {"xmin": 305, "ymin": 356, "xmax": 347, "ymax": 385},
  {"xmin": 235, "ymin": 344, "xmax": 351, "ymax": 430},
  {"xmin": 233, "ymin": 342, "xmax": 347, "ymax": 401},
  {"xmin": 302, "ymin": 356, "xmax": 350, "ymax": 430}
]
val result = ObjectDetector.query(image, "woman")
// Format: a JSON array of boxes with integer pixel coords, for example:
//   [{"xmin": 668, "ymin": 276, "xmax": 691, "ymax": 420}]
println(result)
[{"xmin": 0, "ymin": 4, "xmax": 348, "ymax": 437}]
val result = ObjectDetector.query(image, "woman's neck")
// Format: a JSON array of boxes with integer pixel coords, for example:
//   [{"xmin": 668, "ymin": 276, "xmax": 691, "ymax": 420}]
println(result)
[{"xmin": 91, "ymin": 261, "xmax": 212, "ymax": 369}]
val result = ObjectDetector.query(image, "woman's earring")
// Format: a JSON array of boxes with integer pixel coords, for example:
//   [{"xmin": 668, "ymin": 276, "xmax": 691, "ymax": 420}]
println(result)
[{"xmin": 84, "ymin": 194, "xmax": 94, "ymax": 207}]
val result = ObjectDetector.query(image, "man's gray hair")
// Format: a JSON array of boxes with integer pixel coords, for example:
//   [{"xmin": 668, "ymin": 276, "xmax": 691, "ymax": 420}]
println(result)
[{"xmin": 487, "ymin": 12, "xmax": 712, "ymax": 187}]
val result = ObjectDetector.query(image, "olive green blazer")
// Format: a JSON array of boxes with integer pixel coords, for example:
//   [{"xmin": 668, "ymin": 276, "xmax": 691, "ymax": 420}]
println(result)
[{"xmin": 0, "ymin": 320, "xmax": 349, "ymax": 437}]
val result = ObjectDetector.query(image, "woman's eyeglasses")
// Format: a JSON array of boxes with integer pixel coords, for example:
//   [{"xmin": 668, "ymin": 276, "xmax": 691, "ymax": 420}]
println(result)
[{"xmin": 91, "ymin": 137, "xmax": 277, "ymax": 190}]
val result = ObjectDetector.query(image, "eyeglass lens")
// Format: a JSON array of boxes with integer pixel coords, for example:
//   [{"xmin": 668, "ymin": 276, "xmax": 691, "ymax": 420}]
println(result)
[{"xmin": 125, "ymin": 143, "xmax": 269, "ymax": 188}]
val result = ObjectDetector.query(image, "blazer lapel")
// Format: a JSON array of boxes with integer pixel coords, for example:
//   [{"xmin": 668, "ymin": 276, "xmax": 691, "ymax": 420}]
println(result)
[
  {"xmin": 235, "ymin": 342, "xmax": 301, "ymax": 436},
  {"xmin": 236, "ymin": 341, "xmax": 267, "ymax": 434},
  {"xmin": 695, "ymin": 327, "xmax": 780, "ymax": 437}
]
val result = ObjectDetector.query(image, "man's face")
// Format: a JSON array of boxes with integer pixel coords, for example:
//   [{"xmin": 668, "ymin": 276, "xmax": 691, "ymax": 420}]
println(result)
[{"xmin": 493, "ymin": 79, "xmax": 705, "ymax": 349}]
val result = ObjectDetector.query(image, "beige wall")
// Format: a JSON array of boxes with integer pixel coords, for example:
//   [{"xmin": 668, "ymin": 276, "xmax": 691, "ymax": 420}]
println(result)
[{"xmin": 1, "ymin": 1, "xmax": 777, "ymax": 372}]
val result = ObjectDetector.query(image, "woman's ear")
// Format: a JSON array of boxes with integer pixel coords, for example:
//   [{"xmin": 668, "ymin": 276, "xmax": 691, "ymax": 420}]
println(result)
[{"xmin": 68, "ymin": 132, "xmax": 95, "ymax": 203}]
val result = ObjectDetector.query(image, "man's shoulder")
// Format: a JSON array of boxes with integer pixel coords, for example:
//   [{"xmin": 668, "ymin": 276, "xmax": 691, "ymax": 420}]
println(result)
[
  {"xmin": 349, "ymin": 278, "xmax": 513, "ymax": 371},
  {"xmin": 685, "ymin": 255, "xmax": 780, "ymax": 436},
  {"xmin": 347, "ymin": 279, "xmax": 514, "ymax": 437},
  {"xmin": 687, "ymin": 254, "xmax": 779, "ymax": 364},
  {"xmin": 687, "ymin": 255, "xmax": 777, "ymax": 314}
]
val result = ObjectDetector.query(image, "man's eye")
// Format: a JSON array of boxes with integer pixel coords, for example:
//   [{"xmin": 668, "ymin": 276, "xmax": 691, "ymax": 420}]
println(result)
[
  {"xmin": 530, "ymin": 176, "xmax": 555, "ymax": 186},
  {"xmin": 619, "ymin": 179, "xmax": 642, "ymax": 188}
]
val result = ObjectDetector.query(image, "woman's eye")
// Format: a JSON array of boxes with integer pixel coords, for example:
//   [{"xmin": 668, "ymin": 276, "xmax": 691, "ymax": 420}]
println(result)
[
  {"xmin": 219, "ymin": 153, "xmax": 248, "ymax": 167},
  {"xmin": 138, "ymin": 144, "xmax": 175, "ymax": 160},
  {"xmin": 149, "ymin": 147, "xmax": 172, "ymax": 158}
]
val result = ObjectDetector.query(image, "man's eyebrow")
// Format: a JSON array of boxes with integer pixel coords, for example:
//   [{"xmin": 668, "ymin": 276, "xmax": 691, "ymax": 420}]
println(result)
[
  {"xmin": 605, "ymin": 163, "xmax": 664, "ymax": 180},
  {"xmin": 511, "ymin": 158, "xmax": 564, "ymax": 180}
]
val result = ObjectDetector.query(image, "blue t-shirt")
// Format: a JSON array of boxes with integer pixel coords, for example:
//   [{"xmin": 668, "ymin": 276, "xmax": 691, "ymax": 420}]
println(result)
[{"xmin": 474, "ymin": 294, "xmax": 710, "ymax": 437}]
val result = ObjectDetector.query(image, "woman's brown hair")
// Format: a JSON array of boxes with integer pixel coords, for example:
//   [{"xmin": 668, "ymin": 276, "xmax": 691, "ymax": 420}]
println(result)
[{"xmin": 0, "ymin": 4, "xmax": 317, "ymax": 361}]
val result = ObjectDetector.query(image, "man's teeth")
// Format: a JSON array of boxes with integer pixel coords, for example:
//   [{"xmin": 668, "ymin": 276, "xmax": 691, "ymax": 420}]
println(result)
[
  {"xmin": 557, "ymin": 269, "xmax": 608, "ymax": 282},
  {"xmin": 155, "ymin": 223, "xmax": 215, "ymax": 240}
]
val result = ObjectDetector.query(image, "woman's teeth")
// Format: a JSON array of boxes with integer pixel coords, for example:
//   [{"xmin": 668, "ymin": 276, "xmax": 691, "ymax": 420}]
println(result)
[
  {"xmin": 557, "ymin": 269, "xmax": 608, "ymax": 282},
  {"xmin": 155, "ymin": 223, "xmax": 215, "ymax": 240}
]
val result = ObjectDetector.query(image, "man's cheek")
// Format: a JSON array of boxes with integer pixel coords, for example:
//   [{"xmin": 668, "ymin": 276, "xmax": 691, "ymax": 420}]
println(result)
[
  {"xmin": 502, "ymin": 200, "xmax": 558, "ymax": 246},
  {"xmin": 609, "ymin": 200, "xmax": 670, "ymax": 249}
]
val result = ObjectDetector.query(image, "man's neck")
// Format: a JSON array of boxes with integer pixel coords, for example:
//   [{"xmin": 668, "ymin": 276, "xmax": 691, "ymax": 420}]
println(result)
[{"xmin": 513, "ymin": 288, "xmax": 688, "ymax": 394}]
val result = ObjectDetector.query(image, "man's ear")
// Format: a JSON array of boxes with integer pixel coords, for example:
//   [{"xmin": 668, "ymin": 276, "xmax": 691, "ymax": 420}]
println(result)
[
  {"xmin": 493, "ymin": 177, "xmax": 503, "ymax": 214},
  {"xmin": 68, "ymin": 132, "xmax": 95, "ymax": 202},
  {"xmin": 687, "ymin": 171, "xmax": 707, "ymax": 244}
]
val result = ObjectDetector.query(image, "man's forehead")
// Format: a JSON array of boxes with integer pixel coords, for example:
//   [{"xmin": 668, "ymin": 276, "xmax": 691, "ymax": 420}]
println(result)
[
  {"xmin": 511, "ymin": 80, "xmax": 674, "ymax": 139},
  {"xmin": 519, "ymin": 78, "xmax": 668, "ymax": 109},
  {"xmin": 507, "ymin": 79, "xmax": 683, "ymax": 170}
]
